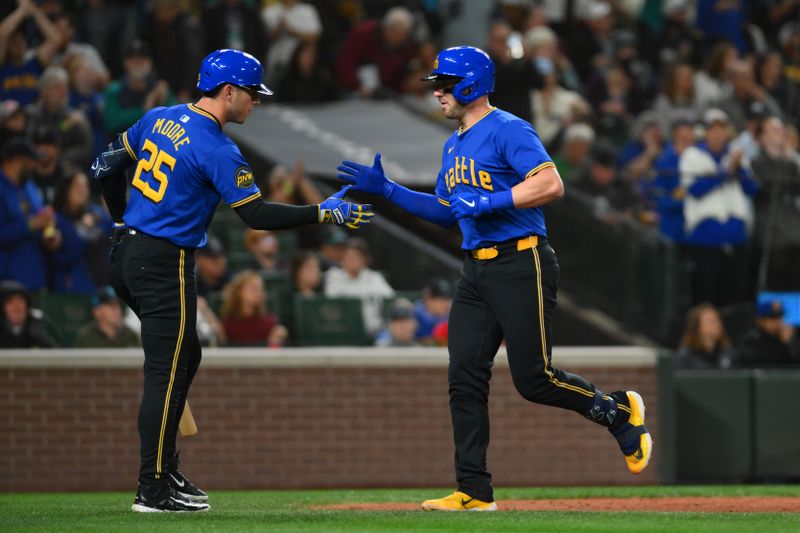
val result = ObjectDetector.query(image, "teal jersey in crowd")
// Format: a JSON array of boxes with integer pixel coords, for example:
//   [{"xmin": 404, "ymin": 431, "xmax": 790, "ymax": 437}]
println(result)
[
  {"xmin": 435, "ymin": 107, "xmax": 554, "ymax": 250},
  {"xmin": 121, "ymin": 103, "xmax": 261, "ymax": 248}
]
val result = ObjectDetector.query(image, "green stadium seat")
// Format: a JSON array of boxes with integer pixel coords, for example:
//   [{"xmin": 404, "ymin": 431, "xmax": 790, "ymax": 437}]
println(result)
[
  {"xmin": 205, "ymin": 290, "xmax": 224, "ymax": 316},
  {"xmin": 36, "ymin": 293, "xmax": 93, "ymax": 347},
  {"xmin": 262, "ymin": 273, "xmax": 293, "ymax": 322},
  {"xmin": 292, "ymin": 295, "xmax": 369, "ymax": 346},
  {"xmin": 276, "ymin": 231, "xmax": 297, "ymax": 258}
]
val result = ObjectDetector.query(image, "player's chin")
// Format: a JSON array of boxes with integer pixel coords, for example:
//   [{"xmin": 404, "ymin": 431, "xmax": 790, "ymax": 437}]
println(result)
[
  {"xmin": 231, "ymin": 111, "xmax": 250, "ymax": 124},
  {"xmin": 442, "ymin": 108, "xmax": 458, "ymax": 119}
]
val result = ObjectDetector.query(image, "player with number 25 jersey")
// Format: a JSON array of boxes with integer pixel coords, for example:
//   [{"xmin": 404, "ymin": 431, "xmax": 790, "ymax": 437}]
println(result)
[{"xmin": 91, "ymin": 49, "xmax": 372, "ymax": 513}]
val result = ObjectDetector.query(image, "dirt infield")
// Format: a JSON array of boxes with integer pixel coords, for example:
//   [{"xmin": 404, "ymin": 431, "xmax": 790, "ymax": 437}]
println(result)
[{"xmin": 322, "ymin": 497, "xmax": 800, "ymax": 513}]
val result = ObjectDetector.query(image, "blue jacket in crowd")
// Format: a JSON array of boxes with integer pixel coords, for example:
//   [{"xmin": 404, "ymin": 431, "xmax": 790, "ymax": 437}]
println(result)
[
  {"xmin": 650, "ymin": 142, "xmax": 686, "ymax": 243},
  {"xmin": 51, "ymin": 211, "xmax": 97, "ymax": 294},
  {"xmin": 683, "ymin": 141, "xmax": 759, "ymax": 247},
  {"xmin": 0, "ymin": 171, "xmax": 47, "ymax": 291}
]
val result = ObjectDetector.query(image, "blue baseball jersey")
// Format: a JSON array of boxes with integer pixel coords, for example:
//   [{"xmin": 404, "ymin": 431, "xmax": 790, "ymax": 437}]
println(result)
[
  {"xmin": 434, "ymin": 108, "xmax": 554, "ymax": 250},
  {"xmin": 121, "ymin": 103, "xmax": 261, "ymax": 248}
]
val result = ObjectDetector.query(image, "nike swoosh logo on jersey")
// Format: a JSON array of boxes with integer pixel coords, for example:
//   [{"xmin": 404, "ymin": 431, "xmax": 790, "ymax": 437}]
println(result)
[
  {"xmin": 448, "ymin": 145, "xmax": 454, "ymax": 153},
  {"xmin": 169, "ymin": 473, "xmax": 185, "ymax": 487},
  {"xmin": 458, "ymin": 197, "xmax": 476, "ymax": 207}
]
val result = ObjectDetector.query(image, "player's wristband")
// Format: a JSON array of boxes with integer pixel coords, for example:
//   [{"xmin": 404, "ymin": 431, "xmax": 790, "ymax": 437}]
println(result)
[
  {"xmin": 488, "ymin": 189, "xmax": 514, "ymax": 212},
  {"xmin": 380, "ymin": 179, "xmax": 397, "ymax": 200}
]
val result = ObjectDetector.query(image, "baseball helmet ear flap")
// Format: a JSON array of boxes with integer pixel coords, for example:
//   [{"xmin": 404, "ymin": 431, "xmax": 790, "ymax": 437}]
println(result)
[
  {"xmin": 422, "ymin": 46, "xmax": 495, "ymax": 105},
  {"xmin": 197, "ymin": 49, "xmax": 273, "ymax": 96}
]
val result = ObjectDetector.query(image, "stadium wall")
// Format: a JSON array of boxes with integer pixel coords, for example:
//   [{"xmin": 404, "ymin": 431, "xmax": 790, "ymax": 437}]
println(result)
[{"xmin": 0, "ymin": 347, "xmax": 658, "ymax": 492}]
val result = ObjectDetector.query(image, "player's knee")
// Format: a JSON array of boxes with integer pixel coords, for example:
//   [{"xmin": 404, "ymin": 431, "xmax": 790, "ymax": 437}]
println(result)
[
  {"xmin": 512, "ymin": 374, "xmax": 551, "ymax": 403},
  {"xmin": 448, "ymin": 362, "xmax": 490, "ymax": 397}
]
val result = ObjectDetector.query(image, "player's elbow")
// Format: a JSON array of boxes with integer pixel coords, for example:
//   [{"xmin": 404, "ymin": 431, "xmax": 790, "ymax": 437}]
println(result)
[
  {"xmin": 550, "ymin": 177, "xmax": 565, "ymax": 199},
  {"xmin": 545, "ymin": 169, "xmax": 565, "ymax": 200}
]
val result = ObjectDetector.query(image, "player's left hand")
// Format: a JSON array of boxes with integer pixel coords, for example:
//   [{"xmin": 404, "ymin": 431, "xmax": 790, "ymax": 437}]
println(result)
[
  {"xmin": 450, "ymin": 190, "xmax": 494, "ymax": 219},
  {"xmin": 318, "ymin": 185, "xmax": 375, "ymax": 229},
  {"xmin": 336, "ymin": 153, "xmax": 396, "ymax": 198}
]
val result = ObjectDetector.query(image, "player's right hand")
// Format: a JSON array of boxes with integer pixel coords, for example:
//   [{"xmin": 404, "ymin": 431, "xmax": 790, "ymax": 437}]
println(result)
[
  {"xmin": 336, "ymin": 153, "xmax": 396, "ymax": 198},
  {"xmin": 318, "ymin": 185, "xmax": 375, "ymax": 229},
  {"xmin": 109, "ymin": 224, "xmax": 127, "ymax": 260}
]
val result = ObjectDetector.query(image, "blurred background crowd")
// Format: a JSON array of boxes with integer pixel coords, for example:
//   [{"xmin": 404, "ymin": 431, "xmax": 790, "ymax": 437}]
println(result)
[{"xmin": 0, "ymin": 0, "xmax": 798, "ymax": 369}]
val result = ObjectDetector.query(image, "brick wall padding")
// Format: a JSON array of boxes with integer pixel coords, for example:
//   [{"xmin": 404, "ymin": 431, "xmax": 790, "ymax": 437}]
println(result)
[{"xmin": 0, "ymin": 347, "xmax": 658, "ymax": 492}]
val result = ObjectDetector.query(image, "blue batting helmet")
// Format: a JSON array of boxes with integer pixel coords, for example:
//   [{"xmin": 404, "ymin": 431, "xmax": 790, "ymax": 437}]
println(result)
[
  {"xmin": 422, "ymin": 46, "xmax": 495, "ymax": 105},
  {"xmin": 197, "ymin": 49, "xmax": 273, "ymax": 96}
]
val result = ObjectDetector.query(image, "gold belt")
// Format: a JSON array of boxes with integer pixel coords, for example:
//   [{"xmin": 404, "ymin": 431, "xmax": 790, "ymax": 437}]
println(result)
[{"xmin": 471, "ymin": 235, "xmax": 539, "ymax": 260}]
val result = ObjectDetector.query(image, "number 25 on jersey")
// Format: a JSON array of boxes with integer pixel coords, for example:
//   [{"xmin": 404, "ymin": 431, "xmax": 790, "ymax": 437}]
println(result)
[{"xmin": 132, "ymin": 139, "xmax": 175, "ymax": 203}]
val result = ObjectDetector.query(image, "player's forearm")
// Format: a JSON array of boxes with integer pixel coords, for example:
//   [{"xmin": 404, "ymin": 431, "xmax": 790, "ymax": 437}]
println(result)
[
  {"xmin": 234, "ymin": 199, "xmax": 318, "ymax": 230},
  {"xmin": 93, "ymin": 136, "xmax": 135, "ymax": 222},
  {"xmin": 100, "ymin": 174, "xmax": 128, "ymax": 223},
  {"xmin": 386, "ymin": 184, "xmax": 455, "ymax": 227},
  {"xmin": 511, "ymin": 166, "xmax": 564, "ymax": 208}
]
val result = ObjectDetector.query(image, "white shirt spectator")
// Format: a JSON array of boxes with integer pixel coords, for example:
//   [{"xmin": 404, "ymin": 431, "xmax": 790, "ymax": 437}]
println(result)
[
  {"xmin": 532, "ymin": 86, "xmax": 587, "ymax": 146},
  {"xmin": 324, "ymin": 267, "xmax": 395, "ymax": 336},
  {"xmin": 261, "ymin": 1, "xmax": 321, "ymax": 83},
  {"xmin": 679, "ymin": 145, "xmax": 753, "ymax": 235}
]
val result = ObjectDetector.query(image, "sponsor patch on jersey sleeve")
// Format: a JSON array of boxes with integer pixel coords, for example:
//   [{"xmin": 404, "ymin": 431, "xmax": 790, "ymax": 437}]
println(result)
[{"xmin": 235, "ymin": 166, "xmax": 255, "ymax": 189}]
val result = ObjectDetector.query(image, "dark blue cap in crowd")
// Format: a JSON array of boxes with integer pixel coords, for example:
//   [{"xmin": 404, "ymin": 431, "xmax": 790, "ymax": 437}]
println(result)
[
  {"xmin": 756, "ymin": 300, "xmax": 784, "ymax": 318},
  {"xmin": 425, "ymin": 278, "xmax": 453, "ymax": 299},
  {"xmin": 92, "ymin": 286, "xmax": 119, "ymax": 308},
  {"xmin": 1, "ymin": 137, "xmax": 43, "ymax": 161}
]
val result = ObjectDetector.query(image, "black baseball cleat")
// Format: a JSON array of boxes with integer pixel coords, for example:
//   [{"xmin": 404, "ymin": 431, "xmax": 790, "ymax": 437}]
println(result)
[
  {"xmin": 131, "ymin": 484, "xmax": 210, "ymax": 513},
  {"xmin": 168, "ymin": 453, "xmax": 208, "ymax": 502}
]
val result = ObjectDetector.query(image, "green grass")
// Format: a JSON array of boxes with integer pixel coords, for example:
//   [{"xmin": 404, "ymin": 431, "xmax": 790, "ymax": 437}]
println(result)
[{"xmin": 1, "ymin": 486, "xmax": 799, "ymax": 532}]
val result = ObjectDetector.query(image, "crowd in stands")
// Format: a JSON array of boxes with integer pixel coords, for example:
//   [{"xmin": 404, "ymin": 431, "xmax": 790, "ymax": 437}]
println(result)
[
  {"xmin": 676, "ymin": 299, "xmax": 800, "ymax": 369},
  {"xmin": 0, "ymin": 0, "xmax": 798, "ymax": 365}
]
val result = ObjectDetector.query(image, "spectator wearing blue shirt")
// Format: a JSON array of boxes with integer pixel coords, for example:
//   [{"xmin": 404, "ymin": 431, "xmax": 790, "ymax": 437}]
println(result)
[
  {"xmin": 696, "ymin": 0, "xmax": 749, "ymax": 54},
  {"xmin": 618, "ymin": 111, "xmax": 665, "ymax": 187},
  {"xmin": 0, "ymin": 0, "xmax": 61, "ymax": 106},
  {"xmin": 414, "ymin": 278, "xmax": 453, "ymax": 344},
  {"xmin": 51, "ymin": 168, "xmax": 109, "ymax": 294},
  {"xmin": 648, "ymin": 117, "xmax": 696, "ymax": 243},
  {"xmin": 679, "ymin": 109, "xmax": 759, "ymax": 306},
  {"xmin": 0, "ymin": 137, "xmax": 60, "ymax": 292}
]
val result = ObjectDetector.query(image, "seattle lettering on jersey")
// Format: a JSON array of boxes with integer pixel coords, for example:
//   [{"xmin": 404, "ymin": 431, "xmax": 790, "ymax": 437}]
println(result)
[
  {"xmin": 434, "ymin": 107, "xmax": 554, "ymax": 250},
  {"xmin": 444, "ymin": 156, "xmax": 493, "ymax": 193}
]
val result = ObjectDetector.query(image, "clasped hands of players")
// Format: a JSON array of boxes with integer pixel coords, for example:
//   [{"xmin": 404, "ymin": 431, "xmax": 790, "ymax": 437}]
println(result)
[
  {"xmin": 318, "ymin": 185, "xmax": 374, "ymax": 229},
  {"xmin": 337, "ymin": 152, "xmax": 509, "ymax": 220}
]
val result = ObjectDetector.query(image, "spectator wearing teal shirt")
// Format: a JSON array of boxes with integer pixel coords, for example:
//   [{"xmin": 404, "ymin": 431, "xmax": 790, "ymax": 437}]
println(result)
[{"xmin": 102, "ymin": 40, "xmax": 175, "ymax": 135}]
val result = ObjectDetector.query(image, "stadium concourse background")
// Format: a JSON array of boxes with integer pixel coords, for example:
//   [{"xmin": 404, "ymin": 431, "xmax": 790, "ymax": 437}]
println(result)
[{"xmin": 0, "ymin": 347, "xmax": 657, "ymax": 492}]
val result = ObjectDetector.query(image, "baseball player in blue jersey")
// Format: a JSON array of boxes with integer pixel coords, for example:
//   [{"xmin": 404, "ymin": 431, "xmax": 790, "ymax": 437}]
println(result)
[
  {"xmin": 338, "ymin": 46, "xmax": 652, "ymax": 511},
  {"xmin": 91, "ymin": 49, "xmax": 373, "ymax": 513}
]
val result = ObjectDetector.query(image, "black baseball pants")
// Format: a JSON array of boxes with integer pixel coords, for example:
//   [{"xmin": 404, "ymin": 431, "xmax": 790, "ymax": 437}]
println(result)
[
  {"xmin": 111, "ymin": 230, "xmax": 202, "ymax": 486},
  {"xmin": 447, "ymin": 239, "xmax": 599, "ymax": 503}
]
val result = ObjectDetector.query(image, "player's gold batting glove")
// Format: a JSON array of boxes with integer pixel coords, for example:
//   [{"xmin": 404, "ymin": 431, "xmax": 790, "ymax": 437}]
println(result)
[{"xmin": 318, "ymin": 185, "xmax": 375, "ymax": 229}]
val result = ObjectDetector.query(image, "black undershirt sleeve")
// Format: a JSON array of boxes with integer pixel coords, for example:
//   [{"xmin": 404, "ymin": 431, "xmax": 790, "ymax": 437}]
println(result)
[
  {"xmin": 100, "ymin": 173, "xmax": 129, "ymax": 224},
  {"xmin": 234, "ymin": 199, "xmax": 319, "ymax": 230}
]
